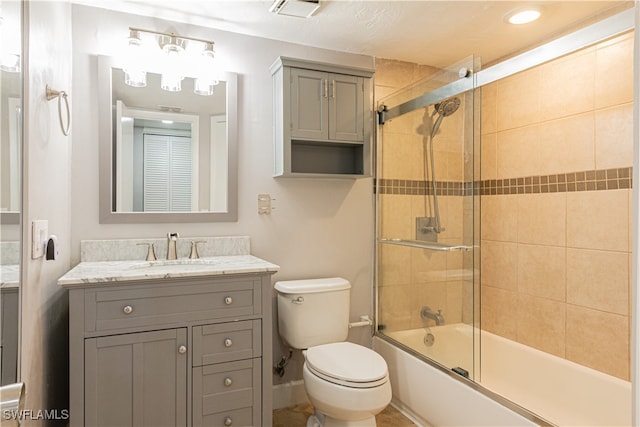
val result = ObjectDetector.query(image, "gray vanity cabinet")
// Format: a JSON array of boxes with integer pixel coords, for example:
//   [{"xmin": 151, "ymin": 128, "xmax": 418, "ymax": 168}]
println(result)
[
  {"xmin": 66, "ymin": 273, "xmax": 274, "ymax": 427},
  {"xmin": 271, "ymin": 56, "xmax": 374, "ymax": 178},
  {"xmin": 84, "ymin": 328, "xmax": 188, "ymax": 426}
]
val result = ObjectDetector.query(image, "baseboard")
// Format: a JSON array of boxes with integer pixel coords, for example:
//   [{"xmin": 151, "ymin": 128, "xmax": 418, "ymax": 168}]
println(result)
[
  {"xmin": 272, "ymin": 380, "xmax": 309, "ymax": 409},
  {"xmin": 390, "ymin": 399, "xmax": 431, "ymax": 427}
]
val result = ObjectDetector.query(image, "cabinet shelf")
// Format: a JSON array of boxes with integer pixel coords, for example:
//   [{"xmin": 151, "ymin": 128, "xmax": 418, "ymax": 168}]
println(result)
[
  {"xmin": 379, "ymin": 238, "xmax": 472, "ymax": 252},
  {"xmin": 271, "ymin": 56, "xmax": 374, "ymax": 179}
]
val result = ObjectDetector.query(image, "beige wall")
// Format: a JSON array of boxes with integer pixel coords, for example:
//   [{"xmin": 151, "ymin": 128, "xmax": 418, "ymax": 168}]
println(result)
[
  {"xmin": 480, "ymin": 31, "xmax": 634, "ymax": 381},
  {"xmin": 376, "ymin": 32, "xmax": 633, "ymax": 381},
  {"xmin": 22, "ymin": 1, "xmax": 73, "ymax": 424},
  {"xmin": 70, "ymin": 5, "xmax": 376, "ymax": 387}
]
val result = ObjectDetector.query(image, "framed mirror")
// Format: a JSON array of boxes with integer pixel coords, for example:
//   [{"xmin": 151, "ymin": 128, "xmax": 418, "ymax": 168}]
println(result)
[
  {"xmin": 0, "ymin": 0, "xmax": 22, "ymax": 385},
  {"xmin": 98, "ymin": 55, "xmax": 238, "ymax": 223}
]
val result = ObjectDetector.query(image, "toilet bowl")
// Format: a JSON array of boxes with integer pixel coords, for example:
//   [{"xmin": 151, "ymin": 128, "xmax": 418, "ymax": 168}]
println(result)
[
  {"xmin": 303, "ymin": 342, "xmax": 392, "ymax": 426},
  {"xmin": 274, "ymin": 277, "xmax": 392, "ymax": 427}
]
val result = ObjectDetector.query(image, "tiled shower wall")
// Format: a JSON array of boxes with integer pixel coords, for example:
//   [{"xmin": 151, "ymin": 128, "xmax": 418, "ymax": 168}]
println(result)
[
  {"xmin": 376, "ymin": 31, "xmax": 633, "ymax": 381},
  {"xmin": 480, "ymin": 32, "xmax": 633, "ymax": 381}
]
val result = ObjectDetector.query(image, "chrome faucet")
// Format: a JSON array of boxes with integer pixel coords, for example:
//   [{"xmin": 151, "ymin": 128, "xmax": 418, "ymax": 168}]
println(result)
[
  {"xmin": 421, "ymin": 306, "xmax": 445, "ymax": 326},
  {"xmin": 167, "ymin": 233, "xmax": 179, "ymax": 260}
]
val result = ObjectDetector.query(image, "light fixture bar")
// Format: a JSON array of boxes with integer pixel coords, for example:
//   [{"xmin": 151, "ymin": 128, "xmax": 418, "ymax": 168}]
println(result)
[{"xmin": 129, "ymin": 27, "xmax": 215, "ymax": 48}]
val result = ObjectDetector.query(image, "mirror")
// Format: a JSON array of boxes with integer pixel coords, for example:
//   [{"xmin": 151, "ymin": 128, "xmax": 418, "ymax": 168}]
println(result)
[
  {"xmin": 99, "ymin": 55, "xmax": 238, "ymax": 223},
  {"xmin": 0, "ymin": 0, "xmax": 22, "ymax": 385}
]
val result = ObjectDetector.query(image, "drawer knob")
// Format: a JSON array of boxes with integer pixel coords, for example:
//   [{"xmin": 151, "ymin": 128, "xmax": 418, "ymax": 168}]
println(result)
[
  {"xmin": 224, "ymin": 338, "xmax": 233, "ymax": 348},
  {"xmin": 178, "ymin": 345, "xmax": 187, "ymax": 354},
  {"xmin": 224, "ymin": 416, "xmax": 233, "ymax": 426},
  {"xmin": 224, "ymin": 377, "xmax": 233, "ymax": 387},
  {"xmin": 123, "ymin": 305, "xmax": 133, "ymax": 315},
  {"xmin": 224, "ymin": 296, "xmax": 233, "ymax": 305}
]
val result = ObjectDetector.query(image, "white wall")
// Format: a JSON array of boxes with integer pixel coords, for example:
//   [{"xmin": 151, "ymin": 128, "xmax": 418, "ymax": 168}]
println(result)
[
  {"xmin": 70, "ymin": 5, "xmax": 375, "ymax": 385},
  {"xmin": 21, "ymin": 1, "xmax": 72, "ymax": 424}
]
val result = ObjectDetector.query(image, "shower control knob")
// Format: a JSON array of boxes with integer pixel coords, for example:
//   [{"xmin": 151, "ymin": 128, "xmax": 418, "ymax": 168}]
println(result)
[
  {"xmin": 123, "ymin": 305, "xmax": 133, "ymax": 315},
  {"xmin": 224, "ymin": 338, "xmax": 233, "ymax": 348}
]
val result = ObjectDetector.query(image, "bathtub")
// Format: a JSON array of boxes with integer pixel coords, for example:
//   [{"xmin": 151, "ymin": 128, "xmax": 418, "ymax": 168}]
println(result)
[{"xmin": 379, "ymin": 324, "xmax": 632, "ymax": 426}]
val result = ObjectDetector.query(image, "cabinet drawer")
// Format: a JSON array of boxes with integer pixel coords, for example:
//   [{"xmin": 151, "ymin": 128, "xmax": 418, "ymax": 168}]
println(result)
[
  {"xmin": 195, "ymin": 406, "xmax": 254, "ymax": 427},
  {"xmin": 84, "ymin": 279, "xmax": 261, "ymax": 332},
  {"xmin": 192, "ymin": 359, "xmax": 261, "ymax": 426},
  {"xmin": 192, "ymin": 320, "xmax": 261, "ymax": 366}
]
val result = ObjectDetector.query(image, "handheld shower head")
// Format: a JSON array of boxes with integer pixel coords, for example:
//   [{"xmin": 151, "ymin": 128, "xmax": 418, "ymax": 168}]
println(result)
[
  {"xmin": 430, "ymin": 97, "xmax": 460, "ymax": 138},
  {"xmin": 434, "ymin": 97, "xmax": 461, "ymax": 117}
]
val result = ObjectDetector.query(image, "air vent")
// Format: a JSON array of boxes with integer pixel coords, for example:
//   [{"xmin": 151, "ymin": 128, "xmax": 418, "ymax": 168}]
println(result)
[{"xmin": 269, "ymin": 0, "xmax": 320, "ymax": 18}]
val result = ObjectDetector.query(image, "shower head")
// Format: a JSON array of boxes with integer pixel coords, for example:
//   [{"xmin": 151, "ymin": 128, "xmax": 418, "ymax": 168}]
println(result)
[
  {"xmin": 430, "ymin": 97, "xmax": 460, "ymax": 138},
  {"xmin": 434, "ymin": 97, "xmax": 461, "ymax": 117}
]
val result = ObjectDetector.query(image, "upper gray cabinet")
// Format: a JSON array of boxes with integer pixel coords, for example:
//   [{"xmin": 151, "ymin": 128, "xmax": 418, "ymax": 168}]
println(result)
[{"xmin": 271, "ymin": 57, "xmax": 374, "ymax": 178}]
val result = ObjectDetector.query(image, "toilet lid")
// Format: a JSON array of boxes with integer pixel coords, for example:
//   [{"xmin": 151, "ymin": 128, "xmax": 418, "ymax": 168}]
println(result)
[{"xmin": 305, "ymin": 342, "xmax": 388, "ymax": 388}]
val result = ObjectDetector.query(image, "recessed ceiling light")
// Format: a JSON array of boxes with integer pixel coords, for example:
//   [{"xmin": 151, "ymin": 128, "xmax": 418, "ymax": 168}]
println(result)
[{"xmin": 505, "ymin": 8, "xmax": 541, "ymax": 25}]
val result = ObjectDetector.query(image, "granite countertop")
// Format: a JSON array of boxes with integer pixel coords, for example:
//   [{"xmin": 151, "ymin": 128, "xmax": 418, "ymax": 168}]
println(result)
[{"xmin": 58, "ymin": 255, "xmax": 280, "ymax": 288}]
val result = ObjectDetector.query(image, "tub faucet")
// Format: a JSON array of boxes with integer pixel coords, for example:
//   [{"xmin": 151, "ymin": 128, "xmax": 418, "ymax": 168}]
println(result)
[
  {"xmin": 421, "ymin": 306, "xmax": 445, "ymax": 326},
  {"xmin": 167, "ymin": 232, "xmax": 179, "ymax": 260}
]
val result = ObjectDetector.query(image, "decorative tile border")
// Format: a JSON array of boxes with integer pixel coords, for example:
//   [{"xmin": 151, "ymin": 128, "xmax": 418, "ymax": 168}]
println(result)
[{"xmin": 377, "ymin": 167, "xmax": 633, "ymax": 195}]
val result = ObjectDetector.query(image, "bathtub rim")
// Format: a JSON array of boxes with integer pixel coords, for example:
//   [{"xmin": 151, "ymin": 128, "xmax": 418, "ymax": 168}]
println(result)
[{"xmin": 374, "ymin": 331, "xmax": 555, "ymax": 427}]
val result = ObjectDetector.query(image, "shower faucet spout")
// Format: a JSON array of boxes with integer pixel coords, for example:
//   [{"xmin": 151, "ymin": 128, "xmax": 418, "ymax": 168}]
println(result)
[{"xmin": 421, "ymin": 306, "xmax": 445, "ymax": 326}]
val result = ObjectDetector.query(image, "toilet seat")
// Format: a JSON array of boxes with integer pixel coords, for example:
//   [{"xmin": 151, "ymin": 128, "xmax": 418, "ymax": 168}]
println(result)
[{"xmin": 305, "ymin": 342, "xmax": 388, "ymax": 388}]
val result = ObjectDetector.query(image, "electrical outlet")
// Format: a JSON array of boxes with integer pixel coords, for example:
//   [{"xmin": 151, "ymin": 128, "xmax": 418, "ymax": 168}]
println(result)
[
  {"xmin": 32, "ymin": 220, "xmax": 48, "ymax": 259},
  {"xmin": 258, "ymin": 194, "xmax": 274, "ymax": 215}
]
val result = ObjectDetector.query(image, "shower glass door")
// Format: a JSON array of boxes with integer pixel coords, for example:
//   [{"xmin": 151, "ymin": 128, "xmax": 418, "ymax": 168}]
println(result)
[{"xmin": 376, "ymin": 56, "xmax": 481, "ymax": 379}]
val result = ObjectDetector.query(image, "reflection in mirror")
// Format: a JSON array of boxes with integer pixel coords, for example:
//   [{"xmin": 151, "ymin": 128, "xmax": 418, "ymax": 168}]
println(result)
[
  {"xmin": 0, "ymin": 0, "xmax": 21, "ymax": 386},
  {"xmin": 99, "ymin": 56, "xmax": 238, "ymax": 223}
]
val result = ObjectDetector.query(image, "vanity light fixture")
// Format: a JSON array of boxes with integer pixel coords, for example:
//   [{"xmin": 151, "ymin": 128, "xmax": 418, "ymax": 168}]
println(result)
[
  {"xmin": 504, "ymin": 7, "xmax": 542, "ymax": 25},
  {"xmin": 123, "ymin": 30, "xmax": 147, "ymax": 87},
  {"xmin": 194, "ymin": 42, "xmax": 219, "ymax": 96},
  {"xmin": 159, "ymin": 34, "xmax": 185, "ymax": 92},
  {"xmin": 123, "ymin": 27, "xmax": 219, "ymax": 95}
]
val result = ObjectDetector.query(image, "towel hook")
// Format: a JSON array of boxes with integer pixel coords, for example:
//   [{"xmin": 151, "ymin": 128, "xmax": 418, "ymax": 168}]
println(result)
[{"xmin": 46, "ymin": 84, "xmax": 71, "ymax": 136}]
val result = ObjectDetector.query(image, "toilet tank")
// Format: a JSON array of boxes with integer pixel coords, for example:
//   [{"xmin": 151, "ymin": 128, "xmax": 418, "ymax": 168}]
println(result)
[{"xmin": 274, "ymin": 277, "xmax": 350, "ymax": 349}]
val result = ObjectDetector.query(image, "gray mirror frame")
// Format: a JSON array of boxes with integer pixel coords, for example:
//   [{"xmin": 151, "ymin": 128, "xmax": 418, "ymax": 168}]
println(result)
[{"xmin": 98, "ymin": 55, "xmax": 238, "ymax": 223}]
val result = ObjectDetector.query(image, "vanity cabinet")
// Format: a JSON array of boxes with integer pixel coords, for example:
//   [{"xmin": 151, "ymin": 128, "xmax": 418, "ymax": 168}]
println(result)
[
  {"xmin": 64, "ymin": 273, "xmax": 274, "ymax": 427},
  {"xmin": 271, "ymin": 56, "xmax": 374, "ymax": 178}
]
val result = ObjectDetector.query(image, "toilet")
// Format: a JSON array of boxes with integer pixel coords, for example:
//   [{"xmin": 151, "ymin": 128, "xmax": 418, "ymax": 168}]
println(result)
[{"xmin": 274, "ymin": 277, "xmax": 392, "ymax": 427}]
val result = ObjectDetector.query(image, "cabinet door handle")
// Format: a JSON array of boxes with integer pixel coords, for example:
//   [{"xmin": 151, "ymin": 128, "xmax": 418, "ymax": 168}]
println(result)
[
  {"xmin": 331, "ymin": 79, "xmax": 336, "ymax": 98},
  {"xmin": 224, "ymin": 416, "xmax": 233, "ymax": 426},
  {"xmin": 224, "ymin": 296, "xmax": 233, "ymax": 305},
  {"xmin": 123, "ymin": 305, "xmax": 133, "ymax": 315},
  {"xmin": 178, "ymin": 345, "xmax": 187, "ymax": 354},
  {"xmin": 323, "ymin": 79, "xmax": 328, "ymax": 98},
  {"xmin": 224, "ymin": 338, "xmax": 233, "ymax": 348},
  {"xmin": 224, "ymin": 377, "xmax": 233, "ymax": 387}
]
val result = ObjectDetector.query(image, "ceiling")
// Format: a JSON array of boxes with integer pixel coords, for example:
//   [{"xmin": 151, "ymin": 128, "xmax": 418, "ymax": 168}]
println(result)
[{"xmin": 75, "ymin": 0, "xmax": 632, "ymax": 68}]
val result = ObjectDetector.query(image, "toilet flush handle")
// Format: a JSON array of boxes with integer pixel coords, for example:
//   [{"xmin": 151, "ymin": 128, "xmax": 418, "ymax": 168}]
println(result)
[{"xmin": 291, "ymin": 296, "xmax": 304, "ymax": 304}]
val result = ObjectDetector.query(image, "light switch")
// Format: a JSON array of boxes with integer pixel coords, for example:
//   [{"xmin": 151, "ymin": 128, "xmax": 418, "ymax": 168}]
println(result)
[{"xmin": 32, "ymin": 220, "xmax": 48, "ymax": 259}]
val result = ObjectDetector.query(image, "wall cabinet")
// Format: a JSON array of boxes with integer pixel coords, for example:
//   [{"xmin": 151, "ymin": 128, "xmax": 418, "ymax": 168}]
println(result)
[
  {"xmin": 271, "ymin": 56, "xmax": 374, "ymax": 178},
  {"xmin": 65, "ymin": 274, "xmax": 274, "ymax": 427}
]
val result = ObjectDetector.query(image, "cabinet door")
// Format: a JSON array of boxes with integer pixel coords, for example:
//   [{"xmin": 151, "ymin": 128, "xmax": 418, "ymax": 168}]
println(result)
[
  {"xmin": 329, "ymin": 74, "xmax": 364, "ymax": 142},
  {"xmin": 290, "ymin": 68, "xmax": 328, "ymax": 140},
  {"xmin": 84, "ymin": 328, "xmax": 187, "ymax": 427}
]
